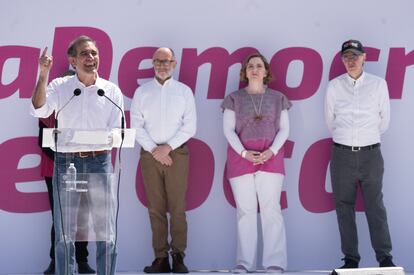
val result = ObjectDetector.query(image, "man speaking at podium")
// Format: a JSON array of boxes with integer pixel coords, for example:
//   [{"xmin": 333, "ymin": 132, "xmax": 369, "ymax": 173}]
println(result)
[{"xmin": 30, "ymin": 35, "xmax": 124, "ymax": 275}]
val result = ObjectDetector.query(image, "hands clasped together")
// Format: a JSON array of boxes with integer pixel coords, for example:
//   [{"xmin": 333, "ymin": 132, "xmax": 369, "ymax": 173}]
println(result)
[
  {"xmin": 243, "ymin": 149, "xmax": 274, "ymax": 165},
  {"xmin": 152, "ymin": 144, "xmax": 173, "ymax": 166}
]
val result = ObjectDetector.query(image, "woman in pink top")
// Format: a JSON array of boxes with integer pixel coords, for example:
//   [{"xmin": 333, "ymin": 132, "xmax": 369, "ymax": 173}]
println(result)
[{"xmin": 221, "ymin": 53, "xmax": 291, "ymax": 273}]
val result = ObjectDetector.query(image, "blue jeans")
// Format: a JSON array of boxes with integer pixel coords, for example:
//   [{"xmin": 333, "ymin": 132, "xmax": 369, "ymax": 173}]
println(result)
[{"xmin": 53, "ymin": 152, "xmax": 117, "ymax": 275}]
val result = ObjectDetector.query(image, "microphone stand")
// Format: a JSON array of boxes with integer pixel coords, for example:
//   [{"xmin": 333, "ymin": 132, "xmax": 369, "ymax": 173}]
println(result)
[
  {"xmin": 53, "ymin": 88, "xmax": 81, "ymax": 275},
  {"xmin": 97, "ymin": 89, "xmax": 124, "ymax": 274}
]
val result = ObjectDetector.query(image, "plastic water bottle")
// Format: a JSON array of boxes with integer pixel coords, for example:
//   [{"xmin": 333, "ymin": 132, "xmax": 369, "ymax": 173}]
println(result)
[{"xmin": 66, "ymin": 163, "xmax": 77, "ymax": 191}]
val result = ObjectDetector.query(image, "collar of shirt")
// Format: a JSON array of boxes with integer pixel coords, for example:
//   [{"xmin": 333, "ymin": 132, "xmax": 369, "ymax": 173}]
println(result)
[
  {"xmin": 74, "ymin": 73, "xmax": 105, "ymax": 90},
  {"xmin": 345, "ymin": 71, "xmax": 366, "ymax": 87},
  {"xmin": 153, "ymin": 77, "xmax": 173, "ymax": 87}
]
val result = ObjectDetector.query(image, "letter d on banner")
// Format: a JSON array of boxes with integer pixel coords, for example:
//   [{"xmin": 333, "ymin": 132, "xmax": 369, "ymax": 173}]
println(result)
[{"xmin": 49, "ymin": 26, "xmax": 113, "ymax": 80}]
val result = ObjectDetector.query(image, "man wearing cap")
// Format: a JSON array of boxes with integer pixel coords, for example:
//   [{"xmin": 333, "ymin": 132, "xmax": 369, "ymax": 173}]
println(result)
[{"xmin": 325, "ymin": 39, "xmax": 396, "ymax": 269}]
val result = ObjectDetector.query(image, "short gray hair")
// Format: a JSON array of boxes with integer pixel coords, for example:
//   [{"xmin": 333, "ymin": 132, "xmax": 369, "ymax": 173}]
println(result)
[{"xmin": 67, "ymin": 35, "xmax": 97, "ymax": 57}]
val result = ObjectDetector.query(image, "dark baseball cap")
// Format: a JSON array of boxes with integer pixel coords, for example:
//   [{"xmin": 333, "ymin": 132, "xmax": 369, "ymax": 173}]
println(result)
[{"xmin": 341, "ymin": 39, "xmax": 365, "ymax": 55}]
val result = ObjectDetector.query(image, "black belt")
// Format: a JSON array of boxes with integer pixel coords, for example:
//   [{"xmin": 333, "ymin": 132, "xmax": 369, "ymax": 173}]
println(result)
[
  {"xmin": 68, "ymin": 150, "xmax": 110, "ymax": 158},
  {"xmin": 334, "ymin": 143, "xmax": 380, "ymax": 152}
]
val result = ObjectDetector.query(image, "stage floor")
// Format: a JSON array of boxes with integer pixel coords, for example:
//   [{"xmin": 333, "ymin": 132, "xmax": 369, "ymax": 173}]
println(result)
[
  {"xmin": 11, "ymin": 274, "xmax": 413, "ymax": 275},
  {"xmin": 12, "ymin": 271, "xmax": 414, "ymax": 275}
]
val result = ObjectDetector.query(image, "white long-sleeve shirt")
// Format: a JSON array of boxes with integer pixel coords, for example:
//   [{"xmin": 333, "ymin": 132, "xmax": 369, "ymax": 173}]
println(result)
[
  {"xmin": 30, "ymin": 74, "xmax": 124, "ymax": 152},
  {"xmin": 325, "ymin": 72, "xmax": 390, "ymax": 146},
  {"xmin": 130, "ymin": 78, "xmax": 197, "ymax": 152}
]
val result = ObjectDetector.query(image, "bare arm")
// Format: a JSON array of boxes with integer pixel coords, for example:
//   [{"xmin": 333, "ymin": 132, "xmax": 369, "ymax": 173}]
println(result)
[{"xmin": 32, "ymin": 47, "xmax": 53, "ymax": 109}]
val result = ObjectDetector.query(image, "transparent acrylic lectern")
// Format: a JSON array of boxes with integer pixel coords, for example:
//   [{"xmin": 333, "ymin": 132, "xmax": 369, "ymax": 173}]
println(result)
[{"xmin": 42, "ymin": 128, "xmax": 135, "ymax": 275}]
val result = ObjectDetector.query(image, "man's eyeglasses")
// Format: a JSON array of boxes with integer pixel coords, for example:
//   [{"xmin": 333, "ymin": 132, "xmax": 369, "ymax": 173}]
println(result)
[
  {"xmin": 341, "ymin": 53, "xmax": 362, "ymax": 62},
  {"xmin": 153, "ymin": 59, "xmax": 175, "ymax": 66}
]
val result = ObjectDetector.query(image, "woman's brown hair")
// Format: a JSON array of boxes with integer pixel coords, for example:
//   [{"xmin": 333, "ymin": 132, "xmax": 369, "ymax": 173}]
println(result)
[{"xmin": 239, "ymin": 52, "xmax": 273, "ymax": 84}]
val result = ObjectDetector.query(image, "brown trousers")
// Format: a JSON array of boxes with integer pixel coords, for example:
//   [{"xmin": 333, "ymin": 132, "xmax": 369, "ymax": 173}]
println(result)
[{"xmin": 140, "ymin": 145, "xmax": 189, "ymax": 258}]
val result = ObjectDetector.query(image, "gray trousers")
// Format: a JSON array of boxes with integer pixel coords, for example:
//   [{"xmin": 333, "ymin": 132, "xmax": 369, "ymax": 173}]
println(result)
[{"xmin": 330, "ymin": 145, "xmax": 392, "ymax": 262}]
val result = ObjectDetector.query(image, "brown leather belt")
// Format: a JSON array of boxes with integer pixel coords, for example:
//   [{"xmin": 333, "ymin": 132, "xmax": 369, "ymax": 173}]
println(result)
[{"xmin": 69, "ymin": 150, "xmax": 109, "ymax": 158}]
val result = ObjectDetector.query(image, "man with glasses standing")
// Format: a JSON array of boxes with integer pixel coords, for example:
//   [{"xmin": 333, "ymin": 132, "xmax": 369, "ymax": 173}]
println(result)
[
  {"xmin": 325, "ymin": 39, "xmax": 396, "ymax": 271},
  {"xmin": 131, "ymin": 47, "xmax": 197, "ymax": 273}
]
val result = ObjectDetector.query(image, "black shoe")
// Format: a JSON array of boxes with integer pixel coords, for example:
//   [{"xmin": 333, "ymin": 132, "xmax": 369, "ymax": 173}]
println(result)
[
  {"xmin": 78, "ymin": 262, "xmax": 96, "ymax": 274},
  {"xmin": 330, "ymin": 258, "xmax": 359, "ymax": 275},
  {"xmin": 44, "ymin": 260, "xmax": 55, "ymax": 274},
  {"xmin": 338, "ymin": 258, "xmax": 359, "ymax": 269},
  {"xmin": 144, "ymin": 257, "xmax": 171, "ymax": 273},
  {"xmin": 380, "ymin": 257, "xmax": 396, "ymax": 267},
  {"xmin": 171, "ymin": 253, "xmax": 189, "ymax": 273}
]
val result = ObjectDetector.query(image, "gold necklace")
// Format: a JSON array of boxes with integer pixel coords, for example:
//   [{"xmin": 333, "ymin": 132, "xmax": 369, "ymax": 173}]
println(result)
[{"xmin": 248, "ymin": 92, "xmax": 264, "ymax": 121}]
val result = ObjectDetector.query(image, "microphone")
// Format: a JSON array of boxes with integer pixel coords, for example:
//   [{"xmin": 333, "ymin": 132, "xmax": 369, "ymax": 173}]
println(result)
[
  {"xmin": 97, "ymin": 89, "xmax": 125, "ymax": 140},
  {"xmin": 54, "ymin": 88, "xmax": 82, "ymax": 142}
]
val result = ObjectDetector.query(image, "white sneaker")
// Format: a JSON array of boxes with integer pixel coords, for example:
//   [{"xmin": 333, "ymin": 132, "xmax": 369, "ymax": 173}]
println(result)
[
  {"xmin": 233, "ymin": 265, "xmax": 248, "ymax": 273},
  {"xmin": 266, "ymin": 266, "xmax": 284, "ymax": 273}
]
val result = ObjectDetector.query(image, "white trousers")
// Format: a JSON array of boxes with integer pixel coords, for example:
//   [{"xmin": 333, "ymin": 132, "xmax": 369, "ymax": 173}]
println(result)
[{"xmin": 230, "ymin": 171, "xmax": 287, "ymax": 271}]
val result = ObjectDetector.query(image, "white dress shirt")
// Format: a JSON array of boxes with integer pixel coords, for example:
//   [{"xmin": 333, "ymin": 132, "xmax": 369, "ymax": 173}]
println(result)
[
  {"xmin": 325, "ymin": 72, "xmax": 390, "ymax": 146},
  {"xmin": 130, "ymin": 78, "xmax": 197, "ymax": 152},
  {"xmin": 30, "ymin": 74, "xmax": 124, "ymax": 152}
]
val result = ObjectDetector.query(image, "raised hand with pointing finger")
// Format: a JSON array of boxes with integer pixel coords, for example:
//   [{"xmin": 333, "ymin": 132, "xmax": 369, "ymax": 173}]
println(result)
[
  {"xmin": 32, "ymin": 47, "xmax": 53, "ymax": 108},
  {"xmin": 39, "ymin": 47, "xmax": 53, "ymax": 75}
]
